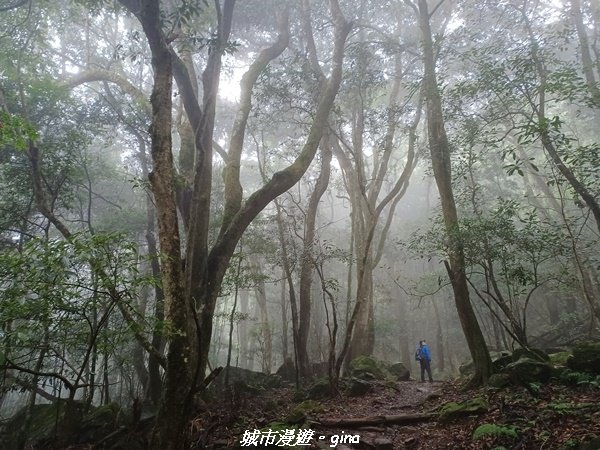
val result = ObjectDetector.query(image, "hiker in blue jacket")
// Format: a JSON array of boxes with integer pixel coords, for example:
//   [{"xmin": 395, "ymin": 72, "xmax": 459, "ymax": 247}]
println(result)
[{"xmin": 416, "ymin": 340, "xmax": 433, "ymax": 382}]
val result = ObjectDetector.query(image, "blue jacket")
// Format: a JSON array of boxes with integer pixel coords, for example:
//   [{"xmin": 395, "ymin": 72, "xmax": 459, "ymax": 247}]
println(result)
[{"xmin": 419, "ymin": 344, "xmax": 431, "ymax": 362}]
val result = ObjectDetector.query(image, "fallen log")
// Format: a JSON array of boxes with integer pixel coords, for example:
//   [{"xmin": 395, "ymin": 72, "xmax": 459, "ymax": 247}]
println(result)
[{"xmin": 317, "ymin": 412, "xmax": 436, "ymax": 428}]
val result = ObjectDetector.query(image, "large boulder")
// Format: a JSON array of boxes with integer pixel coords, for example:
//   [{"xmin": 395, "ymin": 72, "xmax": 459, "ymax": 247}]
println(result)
[
  {"xmin": 275, "ymin": 359, "xmax": 329, "ymax": 382},
  {"xmin": 348, "ymin": 356, "xmax": 387, "ymax": 380},
  {"xmin": 346, "ymin": 377, "xmax": 373, "ymax": 396},
  {"xmin": 505, "ymin": 357, "xmax": 552, "ymax": 383},
  {"xmin": 388, "ymin": 362, "xmax": 410, "ymax": 381},
  {"xmin": 210, "ymin": 366, "xmax": 270, "ymax": 391},
  {"xmin": 3, "ymin": 403, "xmax": 66, "ymax": 448},
  {"xmin": 566, "ymin": 341, "xmax": 600, "ymax": 374},
  {"xmin": 3, "ymin": 400, "xmax": 121, "ymax": 449},
  {"xmin": 488, "ymin": 373, "xmax": 511, "ymax": 389},
  {"xmin": 307, "ymin": 378, "xmax": 331, "ymax": 400},
  {"xmin": 81, "ymin": 402, "xmax": 120, "ymax": 428}
]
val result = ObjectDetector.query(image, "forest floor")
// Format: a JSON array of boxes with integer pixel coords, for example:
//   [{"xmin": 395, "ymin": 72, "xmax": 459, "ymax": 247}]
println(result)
[{"xmin": 191, "ymin": 378, "xmax": 600, "ymax": 450}]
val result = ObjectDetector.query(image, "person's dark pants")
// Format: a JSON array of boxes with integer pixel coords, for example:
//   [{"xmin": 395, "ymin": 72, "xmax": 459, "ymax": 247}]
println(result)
[{"xmin": 420, "ymin": 359, "xmax": 433, "ymax": 382}]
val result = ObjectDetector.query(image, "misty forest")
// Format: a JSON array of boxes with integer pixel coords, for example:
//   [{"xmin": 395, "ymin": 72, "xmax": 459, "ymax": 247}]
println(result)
[{"xmin": 0, "ymin": 0, "xmax": 599, "ymax": 448}]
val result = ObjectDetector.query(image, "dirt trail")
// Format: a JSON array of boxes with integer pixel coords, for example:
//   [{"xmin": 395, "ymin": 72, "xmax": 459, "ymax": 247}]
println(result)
[
  {"xmin": 317, "ymin": 380, "xmax": 442, "ymax": 417},
  {"xmin": 311, "ymin": 380, "xmax": 445, "ymax": 449},
  {"xmin": 200, "ymin": 378, "xmax": 599, "ymax": 449}
]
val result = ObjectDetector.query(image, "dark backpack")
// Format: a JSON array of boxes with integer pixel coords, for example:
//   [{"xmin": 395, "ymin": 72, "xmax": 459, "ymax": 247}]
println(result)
[{"xmin": 415, "ymin": 348, "xmax": 422, "ymax": 361}]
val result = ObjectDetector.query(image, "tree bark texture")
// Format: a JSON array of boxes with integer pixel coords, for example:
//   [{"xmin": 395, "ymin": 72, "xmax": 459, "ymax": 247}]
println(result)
[{"xmin": 117, "ymin": 1, "xmax": 190, "ymax": 448}]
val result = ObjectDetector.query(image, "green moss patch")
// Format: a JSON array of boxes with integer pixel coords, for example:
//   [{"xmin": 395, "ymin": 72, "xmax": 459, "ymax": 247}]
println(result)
[
  {"xmin": 473, "ymin": 423, "xmax": 519, "ymax": 441},
  {"xmin": 438, "ymin": 397, "xmax": 489, "ymax": 423},
  {"xmin": 285, "ymin": 400, "xmax": 324, "ymax": 424}
]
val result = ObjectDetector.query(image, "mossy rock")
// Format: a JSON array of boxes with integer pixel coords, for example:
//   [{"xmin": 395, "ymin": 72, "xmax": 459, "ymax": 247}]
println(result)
[
  {"xmin": 566, "ymin": 341, "xmax": 600, "ymax": 374},
  {"xmin": 3, "ymin": 400, "xmax": 87, "ymax": 448},
  {"xmin": 492, "ymin": 354, "xmax": 513, "ymax": 372},
  {"xmin": 438, "ymin": 397, "xmax": 489, "ymax": 423},
  {"xmin": 211, "ymin": 366, "xmax": 270, "ymax": 391},
  {"xmin": 488, "ymin": 373, "xmax": 511, "ymax": 389},
  {"xmin": 346, "ymin": 377, "xmax": 372, "ymax": 396},
  {"xmin": 78, "ymin": 402, "xmax": 127, "ymax": 443},
  {"xmin": 307, "ymin": 378, "xmax": 331, "ymax": 400},
  {"xmin": 81, "ymin": 402, "xmax": 121, "ymax": 427},
  {"xmin": 285, "ymin": 400, "xmax": 324, "ymax": 424},
  {"xmin": 549, "ymin": 351, "xmax": 572, "ymax": 366},
  {"xmin": 473, "ymin": 423, "xmax": 519, "ymax": 441},
  {"xmin": 388, "ymin": 362, "xmax": 410, "ymax": 381},
  {"xmin": 512, "ymin": 347, "xmax": 550, "ymax": 362},
  {"xmin": 348, "ymin": 356, "xmax": 387, "ymax": 380},
  {"xmin": 4, "ymin": 403, "xmax": 61, "ymax": 448},
  {"xmin": 505, "ymin": 357, "xmax": 552, "ymax": 383}
]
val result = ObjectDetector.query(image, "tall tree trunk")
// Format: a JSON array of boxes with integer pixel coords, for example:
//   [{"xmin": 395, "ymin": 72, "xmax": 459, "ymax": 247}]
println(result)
[
  {"xmin": 239, "ymin": 288, "xmax": 250, "ymax": 369},
  {"xmin": 349, "ymin": 253, "xmax": 375, "ymax": 358},
  {"xmin": 225, "ymin": 245, "xmax": 243, "ymax": 385},
  {"xmin": 431, "ymin": 299, "xmax": 445, "ymax": 372},
  {"xmin": 280, "ymin": 273, "xmax": 289, "ymax": 362},
  {"xmin": 136, "ymin": 136, "xmax": 165, "ymax": 406},
  {"xmin": 397, "ymin": 292, "xmax": 410, "ymax": 367},
  {"xmin": 254, "ymin": 264, "xmax": 273, "ymax": 374},
  {"xmin": 117, "ymin": 1, "xmax": 190, "ymax": 447},
  {"xmin": 274, "ymin": 198, "xmax": 300, "ymax": 385},
  {"xmin": 298, "ymin": 138, "xmax": 332, "ymax": 377},
  {"xmin": 415, "ymin": 0, "xmax": 491, "ymax": 386}
]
